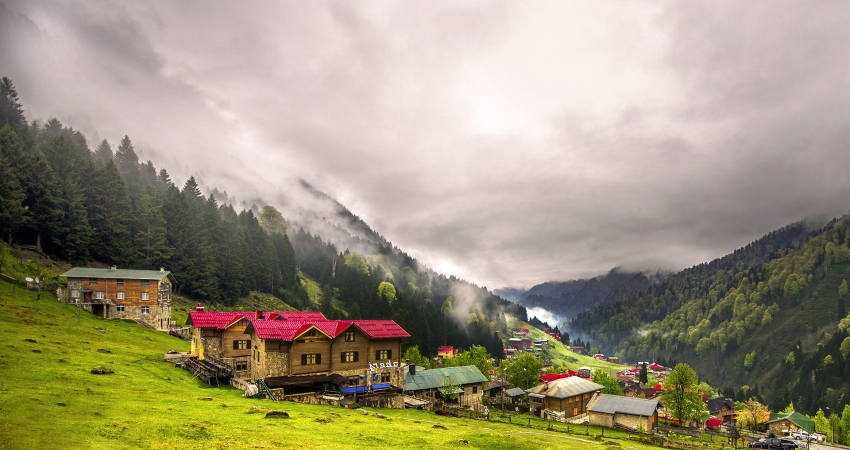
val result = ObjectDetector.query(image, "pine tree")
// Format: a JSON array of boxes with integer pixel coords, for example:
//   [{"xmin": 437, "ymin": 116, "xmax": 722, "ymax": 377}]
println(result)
[
  {"xmin": 114, "ymin": 135, "xmax": 140, "ymax": 193},
  {"xmin": 85, "ymin": 160, "xmax": 132, "ymax": 264},
  {"xmin": 0, "ymin": 153, "xmax": 26, "ymax": 242},
  {"xmin": 132, "ymin": 185, "xmax": 172, "ymax": 268},
  {"xmin": 94, "ymin": 139, "xmax": 113, "ymax": 165},
  {"xmin": 0, "ymin": 77, "xmax": 26, "ymax": 129}
]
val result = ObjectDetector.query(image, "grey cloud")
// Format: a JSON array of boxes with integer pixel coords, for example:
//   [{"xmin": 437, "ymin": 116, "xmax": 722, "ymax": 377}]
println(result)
[{"xmin": 3, "ymin": 1, "xmax": 850, "ymax": 290}]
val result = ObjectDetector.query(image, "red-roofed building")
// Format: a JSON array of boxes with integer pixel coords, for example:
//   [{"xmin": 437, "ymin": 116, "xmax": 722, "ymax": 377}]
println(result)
[
  {"xmin": 188, "ymin": 309, "xmax": 410, "ymax": 393},
  {"xmin": 437, "ymin": 346, "xmax": 459, "ymax": 359}
]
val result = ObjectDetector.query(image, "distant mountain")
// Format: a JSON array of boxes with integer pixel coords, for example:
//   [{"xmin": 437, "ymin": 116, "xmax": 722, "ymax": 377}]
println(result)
[
  {"xmin": 570, "ymin": 218, "xmax": 850, "ymax": 414},
  {"xmin": 496, "ymin": 268, "xmax": 670, "ymax": 321}
]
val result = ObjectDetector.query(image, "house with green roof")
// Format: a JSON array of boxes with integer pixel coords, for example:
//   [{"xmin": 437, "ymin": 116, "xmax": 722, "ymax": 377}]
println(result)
[
  {"xmin": 766, "ymin": 410, "xmax": 815, "ymax": 435},
  {"xmin": 403, "ymin": 365, "xmax": 488, "ymax": 408},
  {"xmin": 59, "ymin": 267, "xmax": 176, "ymax": 330}
]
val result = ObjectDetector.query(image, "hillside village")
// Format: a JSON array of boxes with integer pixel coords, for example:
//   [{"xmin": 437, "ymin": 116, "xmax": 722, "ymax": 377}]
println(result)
[{"xmin": 12, "ymin": 262, "xmax": 830, "ymax": 447}]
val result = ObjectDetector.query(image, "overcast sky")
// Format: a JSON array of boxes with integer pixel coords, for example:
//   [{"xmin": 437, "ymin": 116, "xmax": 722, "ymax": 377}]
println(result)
[{"xmin": 3, "ymin": 1, "xmax": 850, "ymax": 290}]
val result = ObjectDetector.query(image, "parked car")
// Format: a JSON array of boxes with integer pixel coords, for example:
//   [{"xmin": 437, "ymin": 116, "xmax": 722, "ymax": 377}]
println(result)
[
  {"xmin": 790, "ymin": 431, "xmax": 810, "ymax": 441},
  {"xmin": 747, "ymin": 438, "xmax": 798, "ymax": 449}
]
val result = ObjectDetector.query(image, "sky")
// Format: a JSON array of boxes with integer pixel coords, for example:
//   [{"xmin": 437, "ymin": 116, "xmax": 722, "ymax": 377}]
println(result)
[{"xmin": 3, "ymin": 1, "xmax": 850, "ymax": 290}]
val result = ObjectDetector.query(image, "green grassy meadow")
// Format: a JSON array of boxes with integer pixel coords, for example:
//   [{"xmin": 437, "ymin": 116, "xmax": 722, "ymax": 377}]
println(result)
[{"xmin": 0, "ymin": 278, "xmax": 675, "ymax": 449}]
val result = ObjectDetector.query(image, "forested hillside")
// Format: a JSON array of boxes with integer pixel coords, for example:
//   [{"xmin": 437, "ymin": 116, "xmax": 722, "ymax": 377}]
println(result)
[
  {"xmin": 0, "ymin": 76, "xmax": 520, "ymax": 359},
  {"xmin": 570, "ymin": 218, "xmax": 850, "ymax": 414},
  {"xmin": 497, "ymin": 268, "xmax": 669, "ymax": 321}
]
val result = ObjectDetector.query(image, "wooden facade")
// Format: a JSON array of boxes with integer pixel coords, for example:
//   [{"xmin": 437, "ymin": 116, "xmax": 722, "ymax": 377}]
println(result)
[{"xmin": 60, "ymin": 267, "xmax": 175, "ymax": 331}]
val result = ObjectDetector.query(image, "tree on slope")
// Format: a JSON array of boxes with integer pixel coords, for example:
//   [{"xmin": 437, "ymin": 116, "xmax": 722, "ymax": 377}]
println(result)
[
  {"xmin": 592, "ymin": 369, "xmax": 622, "ymax": 395},
  {"xmin": 507, "ymin": 353, "xmax": 543, "ymax": 390},
  {"xmin": 660, "ymin": 363, "xmax": 704, "ymax": 427}
]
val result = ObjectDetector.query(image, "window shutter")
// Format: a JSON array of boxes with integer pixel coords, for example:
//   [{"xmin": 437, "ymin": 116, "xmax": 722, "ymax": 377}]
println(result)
[
  {"xmin": 354, "ymin": 352, "xmax": 359, "ymax": 362},
  {"xmin": 246, "ymin": 340, "xmax": 251, "ymax": 347},
  {"xmin": 341, "ymin": 352, "xmax": 345, "ymax": 363},
  {"xmin": 376, "ymin": 350, "xmax": 380, "ymax": 360},
  {"xmin": 233, "ymin": 341, "xmax": 239, "ymax": 350},
  {"xmin": 388, "ymin": 350, "xmax": 392, "ymax": 359},
  {"xmin": 316, "ymin": 353, "xmax": 321, "ymax": 364},
  {"xmin": 301, "ymin": 354, "xmax": 307, "ymax": 365}
]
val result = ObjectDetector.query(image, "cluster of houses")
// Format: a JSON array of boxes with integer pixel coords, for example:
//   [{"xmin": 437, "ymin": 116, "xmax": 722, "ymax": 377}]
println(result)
[{"xmin": 54, "ymin": 267, "xmax": 819, "ymax": 437}]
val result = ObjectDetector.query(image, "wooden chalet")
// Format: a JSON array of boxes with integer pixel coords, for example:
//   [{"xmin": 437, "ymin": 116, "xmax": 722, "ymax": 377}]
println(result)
[
  {"xmin": 527, "ymin": 376, "xmax": 603, "ymax": 418},
  {"xmin": 705, "ymin": 396, "xmax": 736, "ymax": 423},
  {"xmin": 188, "ymin": 310, "xmax": 410, "ymax": 406},
  {"xmin": 60, "ymin": 267, "xmax": 175, "ymax": 331}
]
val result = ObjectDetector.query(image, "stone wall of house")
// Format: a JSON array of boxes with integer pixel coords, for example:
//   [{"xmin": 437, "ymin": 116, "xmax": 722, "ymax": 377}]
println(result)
[
  {"xmin": 614, "ymin": 413, "xmax": 647, "ymax": 431},
  {"xmin": 589, "ymin": 412, "xmax": 614, "ymax": 428},
  {"xmin": 262, "ymin": 350, "xmax": 289, "ymax": 378},
  {"xmin": 275, "ymin": 391, "xmax": 403, "ymax": 409},
  {"xmin": 461, "ymin": 384, "xmax": 484, "ymax": 406}
]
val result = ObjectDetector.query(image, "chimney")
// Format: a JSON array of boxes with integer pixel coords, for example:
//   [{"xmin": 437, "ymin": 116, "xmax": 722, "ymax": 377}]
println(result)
[
  {"xmin": 257, "ymin": 310, "xmax": 264, "ymax": 320},
  {"xmin": 195, "ymin": 302, "xmax": 204, "ymax": 312},
  {"xmin": 159, "ymin": 267, "xmax": 164, "ymax": 272},
  {"xmin": 110, "ymin": 265, "xmax": 117, "ymax": 271},
  {"xmin": 407, "ymin": 359, "xmax": 415, "ymax": 376}
]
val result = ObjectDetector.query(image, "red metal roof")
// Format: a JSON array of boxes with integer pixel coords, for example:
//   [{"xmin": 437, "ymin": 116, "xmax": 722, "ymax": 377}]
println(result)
[
  {"xmin": 187, "ymin": 311, "xmax": 247, "ymax": 329},
  {"xmin": 438, "ymin": 346, "xmax": 454, "ymax": 352},
  {"xmin": 539, "ymin": 371, "xmax": 578, "ymax": 382},
  {"xmin": 190, "ymin": 310, "xmax": 409, "ymax": 340}
]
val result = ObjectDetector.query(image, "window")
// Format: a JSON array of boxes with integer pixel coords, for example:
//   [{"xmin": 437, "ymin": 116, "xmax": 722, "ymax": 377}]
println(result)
[
  {"xmin": 235, "ymin": 361, "xmax": 248, "ymax": 371},
  {"xmin": 233, "ymin": 340, "xmax": 251, "ymax": 350},
  {"xmin": 116, "ymin": 279, "xmax": 124, "ymax": 286},
  {"xmin": 472, "ymin": 386, "xmax": 478, "ymax": 394},
  {"xmin": 140, "ymin": 292, "xmax": 150, "ymax": 301},
  {"xmin": 341, "ymin": 351, "xmax": 359, "ymax": 363},
  {"xmin": 380, "ymin": 373, "xmax": 391, "ymax": 383},
  {"xmin": 301, "ymin": 353, "xmax": 321, "ymax": 365},
  {"xmin": 116, "ymin": 291, "xmax": 125, "ymax": 300},
  {"xmin": 141, "ymin": 280, "xmax": 150, "ymax": 287},
  {"xmin": 573, "ymin": 407, "xmax": 578, "ymax": 416},
  {"xmin": 115, "ymin": 305, "xmax": 125, "ymax": 313},
  {"xmin": 345, "ymin": 331, "xmax": 356, "ymax": 342},
  {"xmin": 348, "ymin": 376, "xmax": 360, "ymax": 387},
  {"xmin": 93, "ymin": 291, "xmax": 105, "ymax": 300},
  {"xmin": 303, "ymin": 329, "xmax": 319, "ymax": 337},
  {"xmin": 141, "ymin": 306, "xmax": 150, "ymax": 314},
  {"xmin": 375, "ymin": 350, "xmax": 392, "ymax": 360},
  {"xmin": 89, "ymin": 278, "xmax": 98, "ymax": 285},
  {"xmin": 254, "ymin": 346, "xmax": 259, "ymax": 362}
]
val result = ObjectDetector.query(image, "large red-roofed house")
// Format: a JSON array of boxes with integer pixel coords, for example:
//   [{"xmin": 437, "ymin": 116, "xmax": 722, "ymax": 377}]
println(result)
[{"xmin": 187, "ymin": 309, "xmax": 410, "ymax": 393}]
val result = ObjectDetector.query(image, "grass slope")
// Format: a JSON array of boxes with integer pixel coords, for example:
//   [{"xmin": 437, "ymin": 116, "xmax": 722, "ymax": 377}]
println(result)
[
  {"xmin": 0, "ymin": 279, "xmax": 668, "ymax": 450},
  {"xmin": 508, "ymin": 317, "xmax": 628, "ymax": 374}
]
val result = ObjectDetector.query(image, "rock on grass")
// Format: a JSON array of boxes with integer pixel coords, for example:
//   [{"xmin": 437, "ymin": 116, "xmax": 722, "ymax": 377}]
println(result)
[{"xmin": 265, "ymin": 410, "xmax": 290, "ymax": 419}]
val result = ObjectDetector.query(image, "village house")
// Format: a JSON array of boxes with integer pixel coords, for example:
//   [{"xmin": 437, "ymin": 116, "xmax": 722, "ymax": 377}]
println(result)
[
  {"xmin": 437, "ymin": 346, "xmax": 458, "ymax": 359},
  {"xmin": 766, "ymin": 411, "xmax": 815, "ymax": 436},
  {"xmin": 59, "ymin": 267, "xmax": 175, "ymax": 330},
  {"xmin": 186, "ymin": 310, "xmax": 326, "ymax": 379},
  {"xmin": 705, "ymin": 397, "xmax": 736, "ymax": 423},
  {"xmin": 586, "ymin": 393, "xmax": 660, "ymax": 432},
  {"xmin": 187, "ymin": 309, "xmax": 410, "ymax": 406},
  {"xmin": 403, "ymin": 365, "xmax": 488, "ymax": 408},
  {"xmin": 527, "ymin": 376, "xmax": 603, "ymax": 418}
]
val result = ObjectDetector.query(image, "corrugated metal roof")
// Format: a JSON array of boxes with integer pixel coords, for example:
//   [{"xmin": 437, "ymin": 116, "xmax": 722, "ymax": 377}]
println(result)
[
  {"xmin": 505, "ymin": 387, "xmax": 526, "ymax": 397},
  {"xmin": 767, "ymin": 411, "xmax": 815, "ymax": 433},
  {"xmin": 588, "ymin": 394, "xmax": 659, "ymax": 417},
  {"xmin": 187, "ymin": 311, "xmax": 246, "ymax": 329},
  {"xmin": 61, "ymin": 267, "xmax": 175, "ymax": 282},
  {"xmin": 190, "ymin": 311, "xmax": 409, "ymax": 340},
  {"xmin": 403, "ymin": 366, "xmax": 488, "ymax": 391},
  {"xmin": 530, "ymin": 377, "xmax": 604, "ymax": 399}
]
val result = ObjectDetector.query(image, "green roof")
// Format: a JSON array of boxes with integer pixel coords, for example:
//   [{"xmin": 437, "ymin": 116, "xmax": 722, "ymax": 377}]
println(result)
[
  {"xmin": 60, "ymin": 268, "xmax": 175, "ymax": 283},
  {"xmin": 767, "ymin": 411, "xmax": 814, "ymax": 433},
  {"xmin": 403, "ymin": 366, "xmax": 488, "ymax": 391}
]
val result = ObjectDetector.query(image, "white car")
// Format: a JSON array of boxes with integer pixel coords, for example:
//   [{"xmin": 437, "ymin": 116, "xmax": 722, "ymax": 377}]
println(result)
[{"xmin": 790, "ymin": 431, "xmax": 810, "ymax": 441}]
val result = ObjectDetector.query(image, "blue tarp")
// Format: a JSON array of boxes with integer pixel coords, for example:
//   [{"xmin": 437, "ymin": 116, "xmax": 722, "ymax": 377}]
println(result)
[
  {"xmin": 370, "ymin": 383, "xmax": 391, "ymax": 390},
  {"xmin": 341, "ymin": 386, "xmax": 368, "ymax": 395}
]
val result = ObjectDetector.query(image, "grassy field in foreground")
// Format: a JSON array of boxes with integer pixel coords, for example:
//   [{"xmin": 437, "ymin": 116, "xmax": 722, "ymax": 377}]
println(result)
[{"xmin": 0, "ymin": 279, "xmax": 677, "ymax": 450}]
